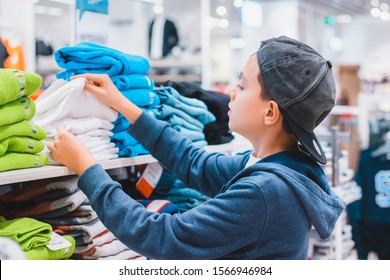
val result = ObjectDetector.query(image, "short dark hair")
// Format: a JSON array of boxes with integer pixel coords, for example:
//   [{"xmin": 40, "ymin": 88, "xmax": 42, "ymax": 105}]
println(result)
[{"xmin": 257, "ymin": 71, "xmax": 294, "ymax": 134}]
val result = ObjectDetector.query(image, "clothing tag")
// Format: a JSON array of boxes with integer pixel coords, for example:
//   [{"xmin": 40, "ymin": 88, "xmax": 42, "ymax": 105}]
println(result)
[
  {"xmin": 46, "ymin": 232, "xmax": 72, "ymax": 251},
  {"xmin": 136, "ymin": 162, "xmax": 163, "ymax": 198}
]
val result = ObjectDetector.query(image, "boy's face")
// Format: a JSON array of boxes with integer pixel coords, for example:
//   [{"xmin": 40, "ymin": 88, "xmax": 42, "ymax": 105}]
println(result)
[{"xmin": 228, "ymin": 55, "xmax": 269, "ymax": 138}]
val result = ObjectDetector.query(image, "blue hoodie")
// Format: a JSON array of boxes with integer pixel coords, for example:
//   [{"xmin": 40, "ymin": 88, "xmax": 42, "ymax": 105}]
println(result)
[{"xmin": 78, "ymin": 112, "xmax": 346, "ymax": 259}]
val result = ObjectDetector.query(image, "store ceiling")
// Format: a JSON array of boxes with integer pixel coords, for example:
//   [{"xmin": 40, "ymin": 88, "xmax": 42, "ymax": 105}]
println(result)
[
  {"xmin": 301, "ymin": 0, "xmax": 382, "ymax": 15},
  {"xmin": 37, "ymin": 0, "xmax": 390, "ymax": 18},
  {"xmin": 212, "ymin": 0, "xmax": 390, "ymax": 17}
]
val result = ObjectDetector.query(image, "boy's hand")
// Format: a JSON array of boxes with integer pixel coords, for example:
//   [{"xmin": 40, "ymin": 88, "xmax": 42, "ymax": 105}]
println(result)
[
  {"xmin": 71, "ymin": 74, "xmax": 127, "ymax": 112},
  {"xmin": 71, "ymin": 73, "xmax": 143, "ymax": 124},
  {"xmin": 48, "ymin": 126, "xmax": 96, "ymax": 176}
]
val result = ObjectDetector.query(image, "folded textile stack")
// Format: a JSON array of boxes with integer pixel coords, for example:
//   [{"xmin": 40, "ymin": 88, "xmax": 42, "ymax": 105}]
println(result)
[
  {"xmin": 163, "ymin": 80, "xmax": 234, "ymax": 145},
  {"xmin": 0, "ymin": 216, "xmax": 75, "ymax": 260},
  {"xmin": 153, "ymin": 86, "xmax": 216, "ymax": 148},
  {"xmin": 0, "ymin": 69, "xmax": 48, "ymax": 172},
  {"xmin": 0, "ymin": 177, "xmax": 88, "ymax": 220},
  {"xmin": 33, "ymin": 78, "xmax": 119, "ymax": 164},
  {"xmin": 0, "ymin": 176, "xmax": 179, "ymax": 260},
  {"xmin": 149, "ymin": 170, "xmax": 209, "ymax": 212},
  {"xmin": 54, "ymin": 41, "xmax": 159, "ymax": 157}
]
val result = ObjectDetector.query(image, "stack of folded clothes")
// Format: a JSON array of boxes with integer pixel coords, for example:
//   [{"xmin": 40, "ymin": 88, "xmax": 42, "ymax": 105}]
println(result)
[
  {"xmin": 54, "ymin": 42, "xmax": 159, "ymax": 157},
  {"xmin": 33, "ymin": 78, "xmax": 119, "ymax": 164},
  {"xmin": 0, "ymin": 69, "xmax": 48, "ymax": 171}
]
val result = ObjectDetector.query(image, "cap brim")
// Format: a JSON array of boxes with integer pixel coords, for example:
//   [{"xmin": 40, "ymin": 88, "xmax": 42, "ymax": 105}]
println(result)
[{"xmin": 280, "ymin": 108, "xmax": 327, "ymax": 164}]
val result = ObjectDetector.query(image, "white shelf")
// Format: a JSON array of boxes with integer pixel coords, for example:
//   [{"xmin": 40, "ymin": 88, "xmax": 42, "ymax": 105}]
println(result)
[
  {"xmin": 0, "ymin": 138, "xmax": 252, "ymax": 186},
  {"xmin": 0, "ymin": 155, "xmax": 157, "ymax": 186}
]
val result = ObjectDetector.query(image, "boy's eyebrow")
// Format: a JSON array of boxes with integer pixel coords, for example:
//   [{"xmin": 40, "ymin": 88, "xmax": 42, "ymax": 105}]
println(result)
[{"xmin": 239, "ymin": 72, "xmax": 247, "ymax": 83}]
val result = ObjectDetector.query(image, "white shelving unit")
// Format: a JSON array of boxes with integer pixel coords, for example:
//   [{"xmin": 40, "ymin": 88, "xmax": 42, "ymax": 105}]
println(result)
[
  {"xmin": 149, "ymin": 59, "xmax": 202, "ymax": 85},
  {"xmin": 0, "ymin": 135, "xmax": 252, "ymax": 186}
]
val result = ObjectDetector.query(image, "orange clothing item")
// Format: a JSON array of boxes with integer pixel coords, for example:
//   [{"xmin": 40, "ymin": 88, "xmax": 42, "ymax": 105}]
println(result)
[
  {"xmin": 29, "ymin": 89, "xmax": 44, "ymax": 101},
  {"xmin": 1, "ymin": 37, "xmax": 26, "ymax": 71}
]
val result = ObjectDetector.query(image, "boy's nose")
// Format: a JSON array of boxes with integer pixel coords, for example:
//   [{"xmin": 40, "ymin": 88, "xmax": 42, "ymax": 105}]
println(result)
[{"xmin": 227, "ymin": 88, "xmax": 235, "ymax": 100}]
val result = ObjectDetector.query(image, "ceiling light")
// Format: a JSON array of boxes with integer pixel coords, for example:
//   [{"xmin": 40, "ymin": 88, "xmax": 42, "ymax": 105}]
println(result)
[
  {"xmin": 336, "ymin": 15, "xmax": 351, "ymax": 23},
  {"xmin": 219, "ymin": 19, "xmax": 229, "ymax": 28},
  {"xmin": 371, "ymin": 0, "xmax": 380, "ymax": 7},
  {"xmin": 153, "ymin": 4, "xmax": 164, "ymax": 14},
  {"xmin": 233, "ymin": 0, "xmax": 244, "ymax": 8},
  {"xmin": 216, "ymin": 5, "xmax": 227, "ymax": 16},
  {"xmin": 371, "ymin": 7, "xmax": 381, "ymax": 17},
  {"xmin": 380, "ymin": 10, "xmax": 390, "ymax": 20},
  {"xmin": 380, "ymin": 3, "xmax": 389, "ymax": 11}
]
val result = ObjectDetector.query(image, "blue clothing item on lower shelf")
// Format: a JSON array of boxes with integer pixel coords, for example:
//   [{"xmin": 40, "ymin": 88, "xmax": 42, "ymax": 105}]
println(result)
[
  {"xmin": 150, "ymin": 170, "xmax": 209, "ymax": 212},
  {"xmin": 77, "ymin": 112, "xmax": 345, "ymax": 260},
  {"xmin": 138, "ymin": 199, "xmax": 180, "ymax": 214},
  {"xmin": 117, "ymin": 143, "xmax": 149, "ymax": 157},
  {"xmin": 110, "ymin": 131, "xmax": 149, "ymax": 157},
  {"xmin": 154, "ymin": 86, "xmax": 215, "ymax": 125}
]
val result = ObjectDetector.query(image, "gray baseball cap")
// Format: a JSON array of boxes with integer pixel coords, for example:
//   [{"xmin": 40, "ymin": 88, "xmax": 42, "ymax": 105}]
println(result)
[{"xmin": 257, "ymin": 36, "xmax": 336, "ymax": 164}]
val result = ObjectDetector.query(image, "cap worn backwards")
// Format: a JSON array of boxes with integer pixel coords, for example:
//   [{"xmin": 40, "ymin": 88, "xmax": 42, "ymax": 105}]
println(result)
[{"xmin": 256, "ymin": 36, "xmax": 336, "ymax": 164}]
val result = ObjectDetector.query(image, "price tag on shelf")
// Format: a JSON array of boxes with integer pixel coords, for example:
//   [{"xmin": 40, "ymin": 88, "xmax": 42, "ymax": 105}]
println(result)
[{"xmin": 136, "ymin": 162, "xmax": 163, "ymax": 198}]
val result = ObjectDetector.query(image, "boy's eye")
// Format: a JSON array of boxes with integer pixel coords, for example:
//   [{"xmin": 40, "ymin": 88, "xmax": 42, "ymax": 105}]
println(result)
[{"xmin": 236, "ymin": 84, "xmax": 244, "ymax": 90}]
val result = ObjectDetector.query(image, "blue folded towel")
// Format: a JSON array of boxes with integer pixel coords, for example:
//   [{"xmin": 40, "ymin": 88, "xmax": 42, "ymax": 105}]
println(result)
[
  {"xmin": 110, "ymin": 131, "xmax": 149, "ymax": 157},
  {"xmin": 120, "ymin": 88, "xmax": 160, "ymax": 107},
  {"xmin": 154, "ymin": 87, "xmax": 215, "ymax": 125},
  {"xmin": 55, "ymin": 42, "xmax": 150, "ymax": 80},
  {"xmin": 112, "ymin": 74, "xmax": 154, "ymax": 90}
]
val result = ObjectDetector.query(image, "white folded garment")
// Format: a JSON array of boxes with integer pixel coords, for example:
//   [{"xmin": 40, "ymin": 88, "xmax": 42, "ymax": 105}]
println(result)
[
  {"xmin": 89, "ymin": 142, "xmax": 116, "ymax": 154},
  {"xmin": 83, "ymin": 129, "xmax": 113, "ymax": 137},
  {"xmin": 93, "ymin": 152, "xmax": 119, "ymax": 161},
  {"xmin": 44, "ymin": 117, "xmax": 114, "ymax": 137},
  {"xmin": 33, "ymin": 78, "xmax": 117, "ymax": 127},
  {"xmin": 43, "ymin": 137, "xmax": 118, "ymax": 165},
  {"xmin": 78, "ymin": 135, "xmax": 111, "ymax": 147}
]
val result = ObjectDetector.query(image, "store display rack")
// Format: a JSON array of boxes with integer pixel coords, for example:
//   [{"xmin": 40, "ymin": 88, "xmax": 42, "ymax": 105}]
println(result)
[{"xmin": 0, "ymin": 135, "xmax": 252, "ymax": 186}]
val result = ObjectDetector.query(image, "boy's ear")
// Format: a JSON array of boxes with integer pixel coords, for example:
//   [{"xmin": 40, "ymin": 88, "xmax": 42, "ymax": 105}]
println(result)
[{"xmin": 264, "ymin": 101, "xmax": 282, "ymax": 126}]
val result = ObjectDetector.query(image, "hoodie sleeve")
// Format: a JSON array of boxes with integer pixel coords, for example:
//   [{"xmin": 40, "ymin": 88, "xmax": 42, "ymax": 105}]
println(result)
[
  {"xmin": 128, "ymin": 111, "xmax": 248, "ymax": 197},
  {"xmin": 78, "ymin": 164, "xmax": 266, "ymax": 260}
]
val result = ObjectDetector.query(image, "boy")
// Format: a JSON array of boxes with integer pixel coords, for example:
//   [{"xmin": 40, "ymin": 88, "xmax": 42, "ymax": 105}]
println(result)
[{"xmin": 49, "ymin": 36, "xmax": 345, "ymax": 259}]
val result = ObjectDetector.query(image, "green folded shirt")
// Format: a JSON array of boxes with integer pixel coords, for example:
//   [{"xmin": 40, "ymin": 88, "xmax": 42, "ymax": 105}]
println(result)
[
  {"xmin": 0, "ymin": 136, "xmax": 45, "ymax": 156},
  {"xmin": 0, "ymin": 120, "xmax": 46, "ymax": 142},
  {"xmin": 0, "ymin": 152, "xmax": 48, "ymax": 172},
  {"xmin": 0, "ymin": 216, "xmax": 52, "ymax": 251},
  {"xmin": 0, "ymin": 97, "xmax": 36, "ymax": 126},
  {"xmin": 24, "ymin": 235, "xmax": 75, "ymax": 260},
  {"xmin": 0, "ymin": 69, "xmax": 42, "ymax": 106}
]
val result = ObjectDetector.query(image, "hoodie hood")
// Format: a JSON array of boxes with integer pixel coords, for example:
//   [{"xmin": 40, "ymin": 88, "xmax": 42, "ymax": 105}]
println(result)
[{"xmin": 224, "ymin": 151, "xmax": 346, "ymax": 239}]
